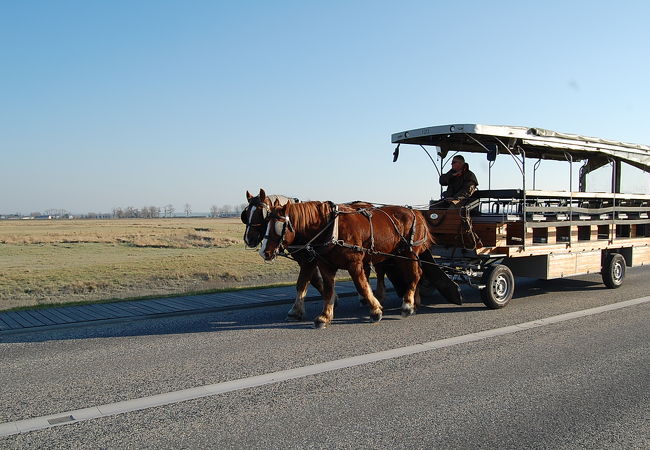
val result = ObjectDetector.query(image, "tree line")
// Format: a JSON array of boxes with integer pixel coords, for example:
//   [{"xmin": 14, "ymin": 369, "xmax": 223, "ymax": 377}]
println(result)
[
  {"xmin": 107, "ymin": 203, "xmax": 249, "ymax": 219},
  {"xmin": 4, "ymin": 204, "xmax": 250, "ymax": 220}
]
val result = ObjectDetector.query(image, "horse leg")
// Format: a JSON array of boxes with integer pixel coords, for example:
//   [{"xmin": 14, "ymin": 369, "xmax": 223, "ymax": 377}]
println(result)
[
  {"xmin": 349, "ymin": 260, "xmax": 383, "ymax": 323},
  {"xmin": 399, "ymin": 260, "xmax": 422, "ymax": 317},
  {"xmin": 286, "ymin": 261, "xmax": 315, "ymax": 321},
  {"xmin": 373, "ymin": 263, "xmax": 386, "ymax": 304},
  {"xmin": 359, "ymin": 262, "xmax": 372, "ymax": 306},
  {"xmin": 314, "ymin": 264, "xmax": 337, "ymax": 329},
  {"xmin": 311, "ymin": 266, "xmax": 339, "ymax": 310}
]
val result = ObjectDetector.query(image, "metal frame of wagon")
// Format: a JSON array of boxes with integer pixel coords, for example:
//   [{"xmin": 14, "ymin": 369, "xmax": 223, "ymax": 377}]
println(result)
[{"xmin": 391, "ymin": 124, "xmax": 650, "ymax": 308}]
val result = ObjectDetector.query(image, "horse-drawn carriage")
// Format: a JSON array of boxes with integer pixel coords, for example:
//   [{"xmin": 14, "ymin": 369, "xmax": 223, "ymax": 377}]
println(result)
[
  {"xmin": 242, "ymin": 124, "xmax": 650, "ymax": 327},
  {"xmin": 392, "ymin": 124, "xmax": 650, "ymax": 308}
]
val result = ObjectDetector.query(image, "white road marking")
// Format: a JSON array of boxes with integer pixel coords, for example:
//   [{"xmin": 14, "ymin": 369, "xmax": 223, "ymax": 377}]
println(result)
[{"xmin": 1, "ymin": 296, "xmax": 648, "ymax": 437}]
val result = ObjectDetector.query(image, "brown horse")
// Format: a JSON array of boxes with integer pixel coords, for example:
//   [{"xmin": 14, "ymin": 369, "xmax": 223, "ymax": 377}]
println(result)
[
  {"xmin": 242, "ymin": 189, "xmax": 380, "ymax": 320},
  {"xmin": 241, "ymin": 189, "xmax": 325, "ymax": 320},
  {"xmin": 260, "ymin": 201, "xmax": 433, "ymax": 328}
]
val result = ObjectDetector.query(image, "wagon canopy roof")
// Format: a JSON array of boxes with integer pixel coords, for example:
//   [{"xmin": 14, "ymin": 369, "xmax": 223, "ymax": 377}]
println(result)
[{"xmin": 391, "ymin": 124, "xmax": 650, "ymax": 171}]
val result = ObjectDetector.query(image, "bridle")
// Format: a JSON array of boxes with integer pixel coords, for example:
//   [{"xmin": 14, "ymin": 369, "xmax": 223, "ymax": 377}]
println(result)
[
  {"xmin": 263, "ymin": 210, "xmax": 294, "ymax": 255},
  {"xmin": 242, "ymin": 197, "xmax": 272, "ymax": 247}
]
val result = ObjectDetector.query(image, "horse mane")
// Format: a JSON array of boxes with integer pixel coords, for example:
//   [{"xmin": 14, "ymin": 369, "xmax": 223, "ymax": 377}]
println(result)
[{"xmin": 285, "ymin": 201, "xmax": 332, "ymax": 233}]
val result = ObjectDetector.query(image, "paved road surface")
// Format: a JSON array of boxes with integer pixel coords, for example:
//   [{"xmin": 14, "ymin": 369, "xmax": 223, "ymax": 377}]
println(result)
[{"xmin": 1, "ymin": 268, "xmax": 649, "ymax": 448}]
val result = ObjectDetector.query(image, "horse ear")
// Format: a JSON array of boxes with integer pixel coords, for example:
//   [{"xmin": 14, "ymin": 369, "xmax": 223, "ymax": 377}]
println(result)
[
  {"xmin": 259, "ymin": 188, "xmax": 266, "ymax": 202},
  {"xmin": 273, "ymin": 198, "xmax": 280, "ymax": 206},
  {"xmin": 246, "ymin": 190, "xmax": 253, "ymax": 201}
]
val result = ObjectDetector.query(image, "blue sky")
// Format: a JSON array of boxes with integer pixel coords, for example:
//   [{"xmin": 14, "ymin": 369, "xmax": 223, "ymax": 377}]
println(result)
[{"xmin": 2, "ymin": 0, "xmax": 649, "ymax": 214}]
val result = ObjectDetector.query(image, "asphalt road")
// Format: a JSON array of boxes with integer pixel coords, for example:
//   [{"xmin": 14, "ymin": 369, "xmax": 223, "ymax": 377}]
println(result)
[{"xmin": 1, "ymin": 267, "xmax": 649, "ymax": 448}]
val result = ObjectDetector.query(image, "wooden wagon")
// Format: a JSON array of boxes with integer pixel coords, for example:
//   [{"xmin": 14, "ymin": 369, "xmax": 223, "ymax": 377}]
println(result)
[{"xmin": 392, "ymin": 124, "xmax": 650, "ymax": 308}]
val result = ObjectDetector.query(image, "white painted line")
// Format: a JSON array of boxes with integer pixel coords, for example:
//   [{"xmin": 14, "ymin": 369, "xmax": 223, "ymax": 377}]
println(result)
[{"xmin": 1, "ymin": 296, "xmax": 648, "ymax": 437}]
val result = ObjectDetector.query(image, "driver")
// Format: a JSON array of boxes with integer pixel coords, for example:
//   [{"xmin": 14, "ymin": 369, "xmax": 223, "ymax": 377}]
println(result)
[{"xmin": 438, "ymin": 155, "xmax": 478, "ymax": 206}]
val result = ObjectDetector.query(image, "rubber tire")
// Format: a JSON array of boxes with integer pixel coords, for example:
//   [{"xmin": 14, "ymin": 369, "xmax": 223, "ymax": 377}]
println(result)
[
  {"xmin": 480, "ymin": 264, "xmax": 514, "ymax": 309},
  {"xmin": 602, "ymin": 253, "xmax": 625, "ymax": 289}
]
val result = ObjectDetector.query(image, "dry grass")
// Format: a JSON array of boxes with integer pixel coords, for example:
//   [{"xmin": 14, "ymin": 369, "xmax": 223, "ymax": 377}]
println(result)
[{"xmin": 0, "ymin": 218, "xmax": 307, "ymax": 311}]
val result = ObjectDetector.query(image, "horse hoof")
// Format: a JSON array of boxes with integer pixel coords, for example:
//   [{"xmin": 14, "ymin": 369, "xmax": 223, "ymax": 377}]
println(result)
[
  {"xmin": 313, "ymin": 320, "xmax": 328, "ymax": 329},
  {"xmin": 370, "ymin": 311, "xmax": 383, "ymax": 323},
  {"xmin": 286, "ymin": 313, "xmax": 303, "ymax": 322},
  {"xmin": 401, "ymin": 306, "xmax": 415, "ymax": 317}
]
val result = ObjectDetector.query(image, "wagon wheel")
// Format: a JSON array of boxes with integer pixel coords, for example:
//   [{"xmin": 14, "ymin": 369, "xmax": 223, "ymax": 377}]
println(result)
[
  {"xmin": 480, "ymin": 264, "xmax": 514, "ymax": 309},
  {"xmin": 602, "ymin": 253, "xmax": 625, "ymax": 289}
]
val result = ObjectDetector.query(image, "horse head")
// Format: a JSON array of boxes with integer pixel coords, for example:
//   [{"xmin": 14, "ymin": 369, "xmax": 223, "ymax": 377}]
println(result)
[
  {"xmin": 241, "ymin": 188, "xmax": 272, "ymax": 247},
  {"xmin": 260, "ymin": 201, "xmax": 295, "ymax": 261}
]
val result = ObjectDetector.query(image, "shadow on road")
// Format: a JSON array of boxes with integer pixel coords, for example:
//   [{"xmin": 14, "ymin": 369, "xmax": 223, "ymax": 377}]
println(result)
[{"xmin": 1, "ymin": 275, "xmax": 608, "ymax": 344}]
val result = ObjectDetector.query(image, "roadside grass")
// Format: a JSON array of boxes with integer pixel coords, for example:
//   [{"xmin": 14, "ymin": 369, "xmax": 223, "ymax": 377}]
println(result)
[{"xmin": 0, "ymin": 218, "xmax": 313, "ymax": 311}]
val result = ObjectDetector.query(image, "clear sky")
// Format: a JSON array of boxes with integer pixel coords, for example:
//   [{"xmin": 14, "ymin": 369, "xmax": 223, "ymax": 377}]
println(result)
[{"xmin": 2, "ymin": 0, "xmax": 649, "ymax": 214}]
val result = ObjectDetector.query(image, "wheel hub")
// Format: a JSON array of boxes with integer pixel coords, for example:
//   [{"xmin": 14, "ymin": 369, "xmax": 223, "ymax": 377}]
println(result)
[
  {"xmin": 494, "ymin": 275, "xmax": 509, "ymax": 299},
  {"xmin": 613, "ymin": 262, "xmax": 623, "ymax": 280}
]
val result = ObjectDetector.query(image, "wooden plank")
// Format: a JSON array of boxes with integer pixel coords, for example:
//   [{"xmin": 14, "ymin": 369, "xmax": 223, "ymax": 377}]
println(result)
[
  {"xmin": 54, "ymin": 306, "xmax": 98, "ymax": 322},
  {"xmin": 76, "ymin": 305, "xmax": 115, "ymax": 320},
  {"xmin": 116, "ymin": 301, "xmax": 165, "ymax": 315},
  {"xmin": 548, "ymin": 254, "xmax": 577, "ymax": 278},
  {"xmin": 23, "ymin": 309, "xmax": 58, "ymax": 326},
  {"xmin": 3, "ymin": 312, "xmax": 34, "ymax": 328},
  {"xmin": 62, "ymin": 306, "xmax": 105, "ymax": 321},
  {"xmin": 92, "ymin": 303, "xmax": 139, "ymax": 317},
  {"xmin": 0, "ymin": 313, "xmax": 24, "ymax": 329},
  {"xmin": 137, "ymin": 299, "xmax": 182, "ymax": 313},
  {"xmin": 87, "ymin": 303, "xmax": 128, "ymax": 318},
  {"xmin": 144, "ymin": 298, "xmax": 193, "ymax": 311},
  {"xmin": 13, "ymin": 310, "xmax": 46, "ymax": 327},
  {"xmin": 575, "ymin": 251, "xmax": 602, "ymax": 274},
  {"xmin": 188, "ymin": 296, "xmax": 231, "ymax": 308},
  {"xmin": 0, "ymin": 317, "xmax": 15, "ymax": 330},
  {"xmin": 35, "ymin": 309, "xmax": 68, "ymax": 325}
]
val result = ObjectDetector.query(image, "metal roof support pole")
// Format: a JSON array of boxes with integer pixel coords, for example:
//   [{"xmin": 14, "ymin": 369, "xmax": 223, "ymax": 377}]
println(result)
[
  {"xmin": 521, "ymin": 148, "xmax": 527, "ymax": 251},
  {"xmin": 492, "ymin": 136, "xmax": 526, "ymax": 249},
  {"xmin": 608, "ymin": 158, "xmax": 616, "ymax": 243},
  {"xmin": 612, "ymin": 159, "xmax": 621, "ymax": 194},
  {"xmin": 564, "ymin": 152, "xmax": 574, "ymax": 247},
  {"xmin": 488, "ymin": 160, "xmax": 495, "ymax": 214},
  {"xmin": 532, "ymin": 158, "xmax": 542, "ymax": 190}
]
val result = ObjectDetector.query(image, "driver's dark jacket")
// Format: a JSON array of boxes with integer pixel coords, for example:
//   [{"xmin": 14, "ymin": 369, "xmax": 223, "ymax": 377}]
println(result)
[{"xmin": 439, "ymin": 163, "xmax": 479, "ymax": 199}]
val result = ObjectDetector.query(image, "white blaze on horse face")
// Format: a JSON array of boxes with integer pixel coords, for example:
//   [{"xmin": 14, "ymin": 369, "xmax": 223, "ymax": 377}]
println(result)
[
  {"xmin": 244, "ymin": 206, "xmax": 257, "ymax": 246},
  {"xmin": 259, "ymin": 222, "xmax": 271, "ymax": 258},
  {"xmin": 274, "ymin": 220, "xmax": 284, "ymax": 237}
]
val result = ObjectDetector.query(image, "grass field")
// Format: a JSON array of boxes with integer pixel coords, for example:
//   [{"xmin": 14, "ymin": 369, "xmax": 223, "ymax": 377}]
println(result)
[{"xmin": 0, "ymin": 218, "xmax": 307, "ymax": 311}]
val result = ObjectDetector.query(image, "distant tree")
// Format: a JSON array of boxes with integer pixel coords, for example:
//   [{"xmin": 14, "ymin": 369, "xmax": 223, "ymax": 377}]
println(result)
[
  {"xmin": 125, "ymin": 206, "xmax": 138, "ymax": 218},
  {"xmin": 184, "ymin": 203, "xmax": 192, "ymax": 217},
  {"xmin": 164, "ymin": 204, "xmax": 175, "ymax": 218},
  {"xmin": 140, "ymin": 206, "xmax": 160, "ymax": 219},
  {"xmin": 86, "ymin": 212, "xmax": 98, "ymax": 219},
  {"xmin": 30, "ymin": 212, "xmax": 42, "ymax": 217},
  {"xmin": 209, "ymin": 205, "xmax": 219, "ymax": 218}
]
